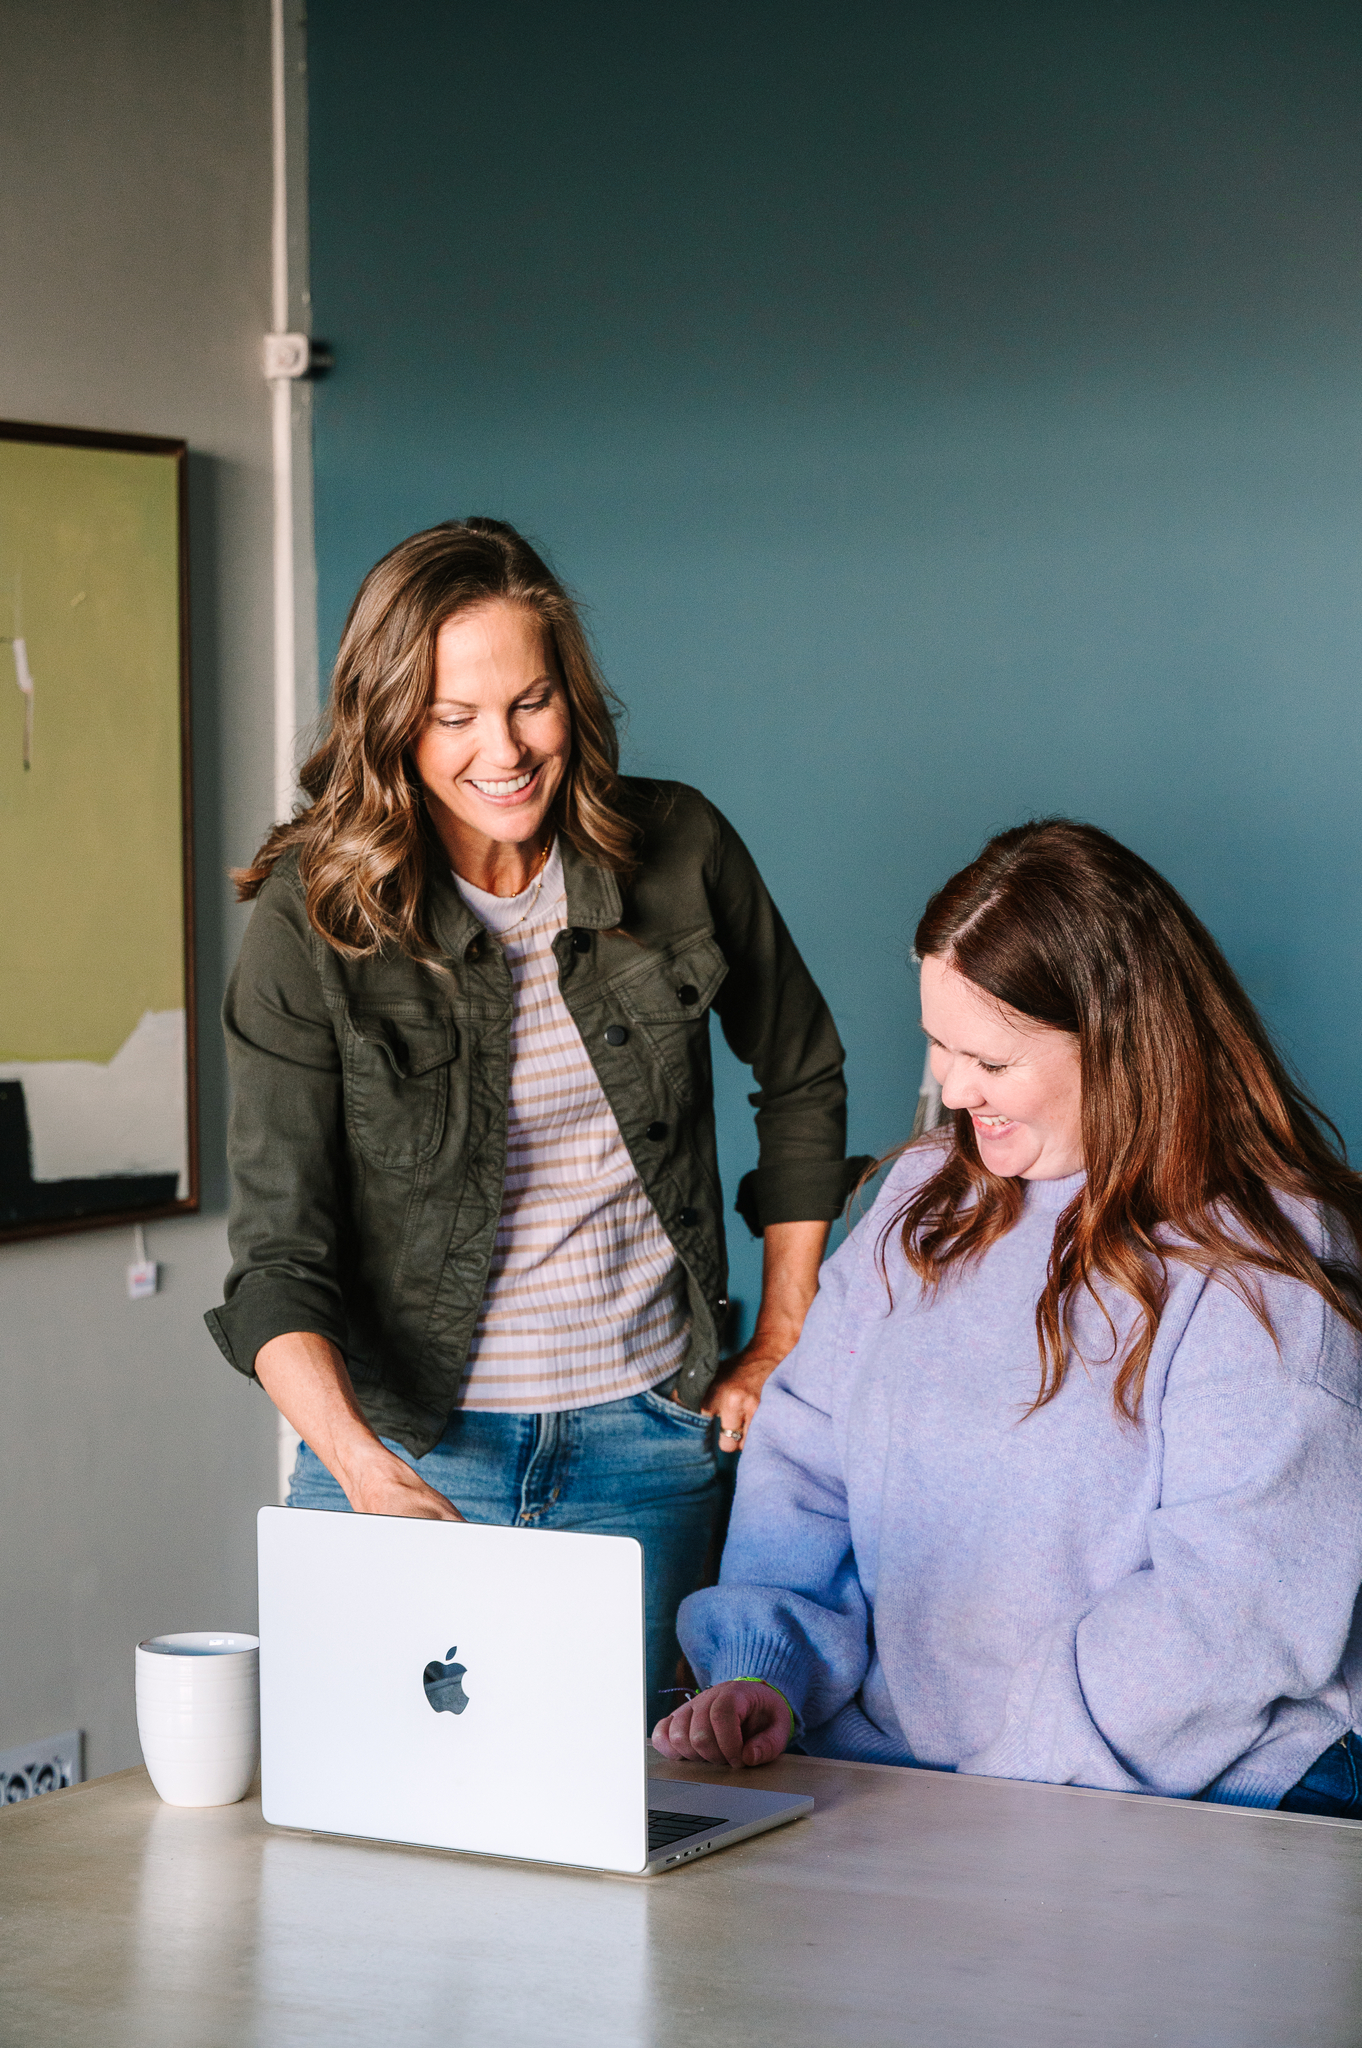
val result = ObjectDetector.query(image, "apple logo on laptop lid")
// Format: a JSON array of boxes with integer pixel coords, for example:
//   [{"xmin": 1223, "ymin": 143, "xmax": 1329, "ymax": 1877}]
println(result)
[{"xmin": 423, "ymin": 1646, "xmax": 469, "ymax": 1716}]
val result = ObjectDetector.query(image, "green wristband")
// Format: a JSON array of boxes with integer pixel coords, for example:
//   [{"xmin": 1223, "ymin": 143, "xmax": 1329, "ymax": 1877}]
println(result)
[{"xmin": 734, "ymin": 1676, "xmax": 795, "ymax": 1735}]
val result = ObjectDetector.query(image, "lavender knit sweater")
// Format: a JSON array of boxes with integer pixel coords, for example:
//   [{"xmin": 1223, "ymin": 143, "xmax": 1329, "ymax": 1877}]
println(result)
[{"xmin": 680, "ymin": 1145, "xmax": 1362, "ymax": 1805}]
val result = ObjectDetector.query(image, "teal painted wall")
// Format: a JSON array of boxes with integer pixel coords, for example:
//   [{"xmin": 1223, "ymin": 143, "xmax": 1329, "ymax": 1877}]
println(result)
[{"xmin": 309, "ymin": 3, "xmax": 1362, "ymax": 1331}]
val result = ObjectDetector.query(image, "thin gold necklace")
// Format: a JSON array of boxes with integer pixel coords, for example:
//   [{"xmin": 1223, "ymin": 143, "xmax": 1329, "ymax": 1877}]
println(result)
[{"xmin": 495, "ymin": 838, "xmax": 553, "ymax": 935}]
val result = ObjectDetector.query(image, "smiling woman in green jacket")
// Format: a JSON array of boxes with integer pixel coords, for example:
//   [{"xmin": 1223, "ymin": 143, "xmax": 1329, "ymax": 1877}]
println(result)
[{"xmin": 206, "ymin": 516, "xmax": 862, "ymax": 1724}]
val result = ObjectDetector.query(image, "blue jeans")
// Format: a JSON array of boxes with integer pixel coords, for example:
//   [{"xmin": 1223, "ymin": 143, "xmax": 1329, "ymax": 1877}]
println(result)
[
  {"xmin": 286, "ymin": 1381, "xmax": 721, "ymax": 1731},
  {"xmin": 1278, "ymin": 1731, "xmax": 1362, "ymax": 1819}
]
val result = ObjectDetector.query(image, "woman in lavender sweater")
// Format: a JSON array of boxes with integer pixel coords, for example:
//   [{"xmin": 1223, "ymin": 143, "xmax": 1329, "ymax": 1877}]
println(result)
[{"xmin": 657, "ymin": 820, "xmax": 1362, "ymax": 1817}]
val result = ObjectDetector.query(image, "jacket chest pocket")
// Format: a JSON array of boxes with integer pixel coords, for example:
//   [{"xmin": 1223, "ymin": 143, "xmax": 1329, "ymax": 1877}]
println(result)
[
  {"xmin": 342, "ymin": 1006, "xmax": 460, "ymax": 1170},
  {"xmin": 613, "ymin": 933, "xmax": 728, "ymax": 1105}
]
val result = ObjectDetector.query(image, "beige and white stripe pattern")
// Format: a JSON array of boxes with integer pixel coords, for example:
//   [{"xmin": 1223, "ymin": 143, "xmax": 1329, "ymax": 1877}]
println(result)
[{"xmin": 453, "ymin": 844, "xmax": 689, "ymax": 1412}]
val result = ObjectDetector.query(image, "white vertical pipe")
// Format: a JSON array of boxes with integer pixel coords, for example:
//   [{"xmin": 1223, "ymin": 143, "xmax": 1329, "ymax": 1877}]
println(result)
[
  {"xmin": 270, "ymin": 0, "xmax": 302, "ymax": 1503},
  {"xmin": 271, "ymin": 383, "xmax": 295, "ymax": 832},
  {"xmin": 269, "ymin": 0, "xmax": 288, "ymax": 337},
  {"xmin": 270, "ymin": 0, "xmax": 296, "ymax": 834}
]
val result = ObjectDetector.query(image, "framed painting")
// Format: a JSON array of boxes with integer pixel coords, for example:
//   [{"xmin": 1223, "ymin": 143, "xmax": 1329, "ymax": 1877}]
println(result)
[{"xmin": 0, "ymin": 420, "xmax": 197, "ymax": 1242}]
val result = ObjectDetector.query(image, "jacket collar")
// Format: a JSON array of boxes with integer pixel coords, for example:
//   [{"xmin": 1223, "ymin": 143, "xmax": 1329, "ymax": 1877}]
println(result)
[
  {"xmin": 425, "ymin": 832, "xmax": 622, "ymax": 954},
  {"xmin": 560, "ymin": 835, "xmax": 623, "ymax": 930}
]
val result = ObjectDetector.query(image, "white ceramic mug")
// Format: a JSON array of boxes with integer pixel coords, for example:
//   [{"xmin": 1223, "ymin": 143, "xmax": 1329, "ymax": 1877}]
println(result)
[{"xmin": 135, "ymin": 1632, "xmax": 260, "ymax": 1807}]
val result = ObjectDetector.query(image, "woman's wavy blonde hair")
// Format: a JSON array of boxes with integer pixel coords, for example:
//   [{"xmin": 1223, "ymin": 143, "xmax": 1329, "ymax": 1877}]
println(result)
[{"xmin": 234, "ymin": 517, "xmax": 639, "ymax": 958}]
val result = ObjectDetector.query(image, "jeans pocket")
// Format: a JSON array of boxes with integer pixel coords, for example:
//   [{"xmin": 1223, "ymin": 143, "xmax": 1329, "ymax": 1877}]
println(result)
[{"xmin": 638, "ymin": 1383, "xmax": 717, "ymax": 1436}]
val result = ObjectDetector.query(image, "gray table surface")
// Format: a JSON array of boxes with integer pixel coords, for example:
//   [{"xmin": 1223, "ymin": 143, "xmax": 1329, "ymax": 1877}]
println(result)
[{"xmin": 3, "ymin": 1750, "xmax": 1362, "ymax": 2047}]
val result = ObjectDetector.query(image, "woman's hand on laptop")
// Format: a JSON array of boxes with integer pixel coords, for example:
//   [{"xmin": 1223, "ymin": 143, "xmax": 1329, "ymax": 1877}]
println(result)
[
  {"xmin": 347, "ymin": 1450, "xmax": 465, "ymax": 1521},
  {"xmin": 256, "ymin": 1332, "xmax": 465, "ymax": 1521},
  {"xmin": 651, "ymin": 1680, "xmax": 792, "ymax": 1769}
]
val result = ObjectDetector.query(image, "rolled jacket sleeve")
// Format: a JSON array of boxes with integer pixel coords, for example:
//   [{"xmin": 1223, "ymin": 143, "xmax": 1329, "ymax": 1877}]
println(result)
[{"xmin": 204, "ymin": 873, "xmax": 349, "ymax": 1378}]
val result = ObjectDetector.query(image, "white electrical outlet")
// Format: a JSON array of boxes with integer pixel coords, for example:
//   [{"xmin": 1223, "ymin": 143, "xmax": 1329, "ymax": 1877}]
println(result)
[
  {"xmin": 127, "ymin": 1259, "xmax": 158, "ymax": 1300},
  {"xmin": 0, "ymin": 1729, "xmax": 83, "ymax": 1802},
  {"xmin": 127, "ymin": 1223, "xmax": 159, "ymax": 1300}
]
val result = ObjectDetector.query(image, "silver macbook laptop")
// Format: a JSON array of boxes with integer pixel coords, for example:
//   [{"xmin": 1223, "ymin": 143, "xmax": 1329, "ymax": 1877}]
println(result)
[{"xmin": 257, "ymin": 1506, "xmax": 812, "ymax": 1876}]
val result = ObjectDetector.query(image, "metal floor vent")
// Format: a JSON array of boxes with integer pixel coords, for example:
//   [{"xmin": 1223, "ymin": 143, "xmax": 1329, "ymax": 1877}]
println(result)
[{"xmin": 0, "ymin": 1729, "xmax": 84, "ymax": 1802}]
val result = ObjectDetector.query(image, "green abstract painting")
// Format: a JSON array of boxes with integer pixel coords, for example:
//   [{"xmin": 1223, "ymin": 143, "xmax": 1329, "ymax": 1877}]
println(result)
[{"xmin": 0, "ymin": 422, "xmax": 196, "ymax": 1239}]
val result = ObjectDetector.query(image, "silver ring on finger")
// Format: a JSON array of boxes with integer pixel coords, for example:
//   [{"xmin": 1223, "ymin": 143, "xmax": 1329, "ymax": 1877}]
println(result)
[{"xmin": 718, "ymin": 1425, "xmax": 744, "ymax": 1444}]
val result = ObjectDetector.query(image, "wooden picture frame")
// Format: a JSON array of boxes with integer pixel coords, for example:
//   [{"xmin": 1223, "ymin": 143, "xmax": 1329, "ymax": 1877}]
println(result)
[{"xmin": 0, "ymin": 419, "xmax": 198, "ymax": 1243}]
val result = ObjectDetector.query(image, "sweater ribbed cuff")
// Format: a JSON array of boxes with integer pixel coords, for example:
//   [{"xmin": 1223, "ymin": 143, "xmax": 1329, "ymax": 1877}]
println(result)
[
  {"xmin": 1200, "ymin": 1777, "xmax": 1283, "ymax": 1810},
  {"xmin": 1202, "ymin": 1766, "xmax": 1299, "ymax": 1809},
  {"xmin": 699, "ymin": 1630, "xmax": 814, "ymax": 1738},
  {"xmin": 1203, "ymin": 1724, "xmax": 1348, "ymax": 1810}
]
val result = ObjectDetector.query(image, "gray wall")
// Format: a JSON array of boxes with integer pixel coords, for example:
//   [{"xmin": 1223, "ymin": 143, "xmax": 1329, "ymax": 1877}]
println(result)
[
  {"xmin": 0, "ymin": 0, "xmax": 279, "ymax": 1775},
  {"xmin": 309, "ymin": 1, "xmax": 1362, "ymax": 1333}
]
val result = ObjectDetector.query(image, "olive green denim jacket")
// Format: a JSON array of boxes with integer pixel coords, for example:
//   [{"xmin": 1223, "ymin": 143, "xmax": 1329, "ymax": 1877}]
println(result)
[{"xmin": 205, "ymin": 780, "xmax": 862, "ymax": 1454}]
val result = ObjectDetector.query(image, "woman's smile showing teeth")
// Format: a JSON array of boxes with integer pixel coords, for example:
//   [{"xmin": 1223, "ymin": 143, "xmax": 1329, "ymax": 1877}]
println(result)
[{"xmin": 467, "ymin": 767, "xmax": 539, "ymax": 799}]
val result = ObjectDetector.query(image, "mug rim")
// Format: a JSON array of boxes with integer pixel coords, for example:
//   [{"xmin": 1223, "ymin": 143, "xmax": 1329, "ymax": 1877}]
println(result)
[{"xmin": 137, "ymin": 1631, "xmax": 260, "ymax": 1656}]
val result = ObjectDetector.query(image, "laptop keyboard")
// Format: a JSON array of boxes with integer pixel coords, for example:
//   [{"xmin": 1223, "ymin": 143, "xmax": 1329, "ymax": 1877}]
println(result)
[{"xmin": 647, "ymin": 1808, "xmax": 729, "ymax": 1853}]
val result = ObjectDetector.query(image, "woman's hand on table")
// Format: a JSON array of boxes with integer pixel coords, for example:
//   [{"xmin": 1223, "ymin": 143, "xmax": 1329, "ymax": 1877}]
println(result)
[{"xmin": 651, "ymin": 1680, "xmax": 793, "ymax": 1769}]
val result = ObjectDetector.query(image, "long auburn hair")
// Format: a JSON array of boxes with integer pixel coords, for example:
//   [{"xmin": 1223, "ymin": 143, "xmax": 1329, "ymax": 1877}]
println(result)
[
  {"xmin": 234, "ymin": 517, "xmax": 639, "ymax": 958},
  {"xmin": 889, "ymin": 819, "xmax": 1362, "ymax": 1421}
]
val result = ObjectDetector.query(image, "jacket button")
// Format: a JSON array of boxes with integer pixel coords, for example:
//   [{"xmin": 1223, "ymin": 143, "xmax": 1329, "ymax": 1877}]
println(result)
[
  {"xmin": 676, "ymin": 984, "xmax": 698, "ymax": 1006},
  {"xmin": 572, "ymin": 930, "xmax": 591, "ymax": 954},
  {"xmin": 646, "ymin": 1120, "xmax": 668, "ymax": 1141},
  {"xmin": 604, "ymin": 1025, "xmax": 628, "ymax": 1047},
  {"xmin": 679, "ymin": 1206, "xmax": 699, "ymax": 1227}
]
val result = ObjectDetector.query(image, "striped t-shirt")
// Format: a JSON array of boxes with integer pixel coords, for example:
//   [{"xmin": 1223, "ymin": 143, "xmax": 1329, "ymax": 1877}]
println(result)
[{"xmin": 452, "ymin": 842, "xmax": 690, "ymax": 1413}]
